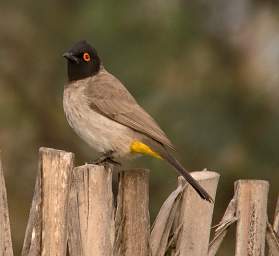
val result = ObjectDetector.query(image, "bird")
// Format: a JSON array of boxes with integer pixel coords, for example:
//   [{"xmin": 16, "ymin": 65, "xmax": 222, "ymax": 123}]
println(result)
[{"xmin": 62, "ymin": 40, "xmax": 213, "ymax": 202}]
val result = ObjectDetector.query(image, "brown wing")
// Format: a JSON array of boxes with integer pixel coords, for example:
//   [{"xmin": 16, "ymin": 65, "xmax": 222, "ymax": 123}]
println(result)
[{"xmin": 85, "ymin": 69, "xmax": 175, "ymax": 150}]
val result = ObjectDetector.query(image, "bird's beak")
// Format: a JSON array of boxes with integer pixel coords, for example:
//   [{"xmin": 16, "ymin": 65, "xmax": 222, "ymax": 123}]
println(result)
[{"xmin": 63, "ymin": 52, "xmax": 79, "ymax": 63}]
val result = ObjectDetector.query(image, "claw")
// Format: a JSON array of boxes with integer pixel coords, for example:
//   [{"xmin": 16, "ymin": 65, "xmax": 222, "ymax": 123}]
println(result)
[{"xmin": 92, "ymin": 151, "xmax": 121, "ymax": 166}]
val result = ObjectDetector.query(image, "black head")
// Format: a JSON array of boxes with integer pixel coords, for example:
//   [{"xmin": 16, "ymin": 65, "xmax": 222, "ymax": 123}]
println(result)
[{"xmin": 63, "ymin": 40, "xmax": 101, "ymax": 81}]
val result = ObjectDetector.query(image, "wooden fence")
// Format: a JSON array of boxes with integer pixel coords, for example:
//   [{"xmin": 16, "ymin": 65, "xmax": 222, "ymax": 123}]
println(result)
[{"xmin": 0, "ymin": 147, "xmax": 278, "ymax": 256}]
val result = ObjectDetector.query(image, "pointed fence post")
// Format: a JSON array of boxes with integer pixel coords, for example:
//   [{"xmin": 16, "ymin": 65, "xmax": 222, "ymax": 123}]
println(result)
[
  {"xmin": 268, "ymin": 195, "xmax": 279, "ymax": 256},
  {"xmin": 0, "ymin": 153, "xmax": 13, "ymax": 256},
  {"xmin": 271, "ymin": 195, "xmax": 279, "ymax": 239}
]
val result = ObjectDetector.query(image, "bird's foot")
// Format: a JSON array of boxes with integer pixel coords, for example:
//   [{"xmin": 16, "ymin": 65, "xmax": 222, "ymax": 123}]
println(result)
[{"xmin": 93, "ymin": 151, "xmax": 121, "ymax": 166}]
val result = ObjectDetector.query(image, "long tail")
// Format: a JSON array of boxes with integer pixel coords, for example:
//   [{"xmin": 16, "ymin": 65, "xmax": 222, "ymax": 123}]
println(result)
[
  {"xmin": 136, "ymin": 138, "xmax": 214, "ymax": 202},
  {"xmin": 162, "ymin": 150, "xmax": 213, "ymax": 203}
]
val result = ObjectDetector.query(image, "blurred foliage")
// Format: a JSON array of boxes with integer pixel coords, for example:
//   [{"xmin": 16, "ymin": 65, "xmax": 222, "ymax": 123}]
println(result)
[{"xmin": 0, "ymin": 0, "xmax": 279, "ymax": 254}]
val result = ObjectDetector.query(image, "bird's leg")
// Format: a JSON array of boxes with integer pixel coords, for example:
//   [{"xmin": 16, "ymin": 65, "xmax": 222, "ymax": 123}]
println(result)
[
  {"xmin": 93, "ymin": 150, "xmax": 121, "ymax": 166},
  {"xmin": 92, "ymin": 151, "xmax": 111, "ymax": 164}
]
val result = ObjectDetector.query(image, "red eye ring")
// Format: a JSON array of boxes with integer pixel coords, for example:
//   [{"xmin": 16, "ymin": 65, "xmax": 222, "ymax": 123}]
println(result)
[{"xmin": 83, "ymin": 52, "xmax": 91, "ymax": 62}]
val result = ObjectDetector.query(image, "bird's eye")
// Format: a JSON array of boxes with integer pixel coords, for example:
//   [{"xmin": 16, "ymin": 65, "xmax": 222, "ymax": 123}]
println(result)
[{"xmin": 83, "ymin": 52, "xmax": 91, "ymax": 62}]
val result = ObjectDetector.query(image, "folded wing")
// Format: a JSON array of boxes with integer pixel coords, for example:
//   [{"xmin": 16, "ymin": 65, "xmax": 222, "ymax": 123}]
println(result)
[{"xmin": 86, "ymin": 70, "xmax": 175, "ymax": 151}]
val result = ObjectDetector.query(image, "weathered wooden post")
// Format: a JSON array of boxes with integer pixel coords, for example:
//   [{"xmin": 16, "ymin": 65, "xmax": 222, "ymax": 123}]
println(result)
[
  {"xmin": 272, "ymin": 196, "xmax": 279, "ymax": 237},
  {"xmin": 22, "ymin": 148, "xmax": 74, "ymax": 256},
  {"xmin": 114, "ymin": 169, "xmax": 150, "ymax": 256},
  {"xmin": 67, "ymin": 164, "xmax": 115, "ymax": 256},
  {"xmin": 208, "ymin": 198, "xmax": 237, "ymax": 256},
  {"xmin": 235, "ymin": 180, "xmax": 269, "ymax": 256},
  {"xmin": 0, "ymin": 153, "xmax": 14, "ymax": 256},
  {"xmin": 150, "ymin": 180, "xmax": 184, "ymax": 256},
  {"xmin": 2, "ymin": 145, "xmax": 277, "ymax": 255},
  {"xmin": 267, "ymin": 194, "xmax": 279, "ymax": 256},
  {"xmin": 172, "ymin": 170, "xmax": 220, "ymax": 256}
]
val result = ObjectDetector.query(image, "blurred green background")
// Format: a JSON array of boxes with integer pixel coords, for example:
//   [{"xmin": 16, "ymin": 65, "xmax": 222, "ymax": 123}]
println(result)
[{"xmin": 1, "ymin": 0, "xmax": 279, "ymax": 254}]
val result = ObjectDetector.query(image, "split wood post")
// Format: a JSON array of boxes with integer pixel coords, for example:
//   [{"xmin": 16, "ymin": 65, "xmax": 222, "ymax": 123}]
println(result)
[
  {"xmin": 150, "ymin": 182, "xmax": 184, "ymax": 256},
  {"xmin": 114, "ymin": 169, "xmax": 150, "ymax": 256},
  {"xmin": 272, "ymin": 195, "xmax": 279, "ymax": 238},
  {"xmin": 0, "ymin": 152, "xmax": 13, "ymax": 256},
  {"xmin": 235, "ymin": 180, "xmax": 269, "ymax": 256},
  {"xmin": 208, "ymin": 198, "xmax": 237, "ymax": 256},
  {"xmin": 67, "ymin": 164, "xmax": 115, "ymax": 256},
  {"xmin": 21, "ymin": 147, "xmax": 74, "ymax": 256},
  {"xmin": 173, "ymin": 170, "xmax": 219, "ymax": 256},
  {"xmin": 267, "ymin": 194, "xmax": 279, "ymax": 256}
]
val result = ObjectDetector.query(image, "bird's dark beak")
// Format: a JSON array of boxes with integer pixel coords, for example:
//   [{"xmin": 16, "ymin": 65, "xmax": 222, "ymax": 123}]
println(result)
[{"xmin": 63, "ymin": 52, "xmax": 79, "ymax": 63}]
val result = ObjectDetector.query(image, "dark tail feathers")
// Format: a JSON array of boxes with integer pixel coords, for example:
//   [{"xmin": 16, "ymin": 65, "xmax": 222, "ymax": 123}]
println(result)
[{"xmin": 163, "ymin": 151, "xmax": 213, "ymax": 203}]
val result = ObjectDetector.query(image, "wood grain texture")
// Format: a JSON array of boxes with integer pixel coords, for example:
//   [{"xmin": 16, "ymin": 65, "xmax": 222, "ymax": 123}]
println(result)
[
  {"xmin": 208, "ymin": 198, "xmax": 237, "ymax": 256},
  {"xmin": 150, "ymin": 183, "xmax": 184, "ymax": 256},
  {"xmin": 21, "ymin": 168, "xmax": 42, "ymax": 256},
  {"xmin": 22, "ymin": 147, "xmax": 74, "ymax": 256},
  {"xmin": 235, "ymin": 180, "xmax": 269, "ymax": 256},
  {"xmin": 173, "ymin": 171, "xmax": 219, "ymax": 256},
  {"xmin": 67, "ymin": 177, "xmax": 83, "ymax": 256},
  {"xmin": 272, "ymin": 195, "xmax": 279, "ymax": 238},
  {"xmin": 268, "ymin": 195, "xmax": 279, "ymax": 256},
  {"xmin": 266, "ymin": 222, "xmax": 279, "ymax": 256},
  {"xmin": 115, "ymin": 169, "xmax": 150, "ymax": 256},
  {"xmin": 0, "ymin": 153, "xmax": 13, "ymax": 256},
  {"xmin": 68, "ymin": 164, "xmax": 115, "ymax": 256}
]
